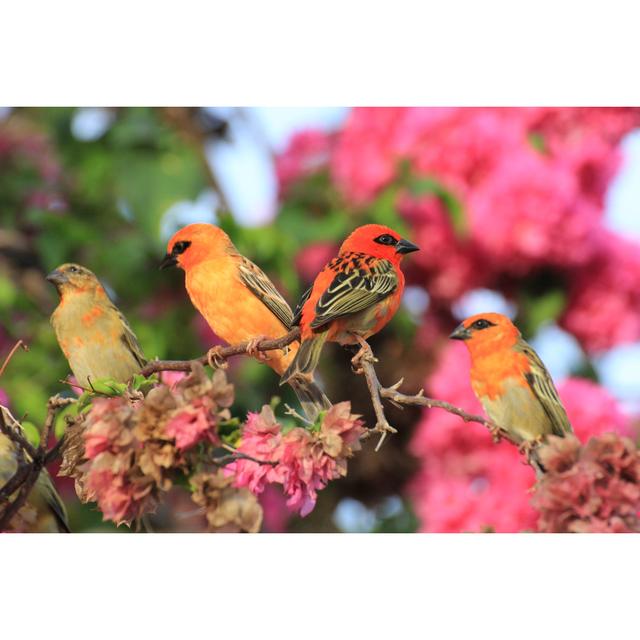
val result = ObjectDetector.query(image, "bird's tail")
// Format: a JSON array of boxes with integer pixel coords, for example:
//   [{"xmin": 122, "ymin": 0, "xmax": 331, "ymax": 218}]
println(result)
[
  {"xmin": 289, "ymin": 378, "xmax": 332, "ymax": 423},
  {"xmin": 280, "ymin": 333, "xmax": 331, "ymax": 422}
]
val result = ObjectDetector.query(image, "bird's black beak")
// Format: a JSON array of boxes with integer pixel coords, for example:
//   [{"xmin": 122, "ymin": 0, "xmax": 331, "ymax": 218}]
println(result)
[
  {"xmin": 449, "ymin": 323, "xmax": 472, "ymax": 341},
  {"xmin": 159, "ymin": 253, "xmax": 178, "ymax": 270},
  {"xmin": 395, "ymin": 238, "xmax": 420, "ymax": 255},
  {"xmin": 46, "ymin": 269, "xmax": 68, "ymax": 286}
]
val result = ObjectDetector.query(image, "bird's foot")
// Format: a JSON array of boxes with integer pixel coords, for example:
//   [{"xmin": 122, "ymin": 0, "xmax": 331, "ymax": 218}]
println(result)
[
  {"xmin": 246, "ymin": 335, "xmax": 269, "ymax": 361},
  {"xmin": 518, "ymin": 437, "xmax": 543, "ymax": 460},
  {"xmin": 207, "ymin": 346, "xmax": 229, "ymax": 370},
  {"xmin": 349, "ymin": 335, "xmax": 377, "ymax": 374},
  {"xmin": 487, "ymin": 422, "xmax": 503, "ymax": 443}
]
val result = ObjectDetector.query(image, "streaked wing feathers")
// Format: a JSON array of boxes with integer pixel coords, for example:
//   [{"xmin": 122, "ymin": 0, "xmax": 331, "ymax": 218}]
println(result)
[
  {"xmin": 237, "ymin": 255, "xmax": 294, "ymax": 329},
  {"xmin": 310, "ymin": 258, "xmax": 398, "ymax": 330},
  {"xmin": 518, "ymin": 340, "xmax": 573, "ymax": 437},
  {"xmin": 112, "ymin": 305, "xmax": 147, "ymax": 368},
  {"xmin": 292, "ymin": 286, "xmax": 312, "ymax": 327}
]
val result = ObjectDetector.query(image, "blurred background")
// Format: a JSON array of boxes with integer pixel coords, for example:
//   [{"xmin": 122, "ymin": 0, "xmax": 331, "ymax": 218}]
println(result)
[{"xmin": 1, "ymin": 107, "xmax": 639, "ymax": 532}]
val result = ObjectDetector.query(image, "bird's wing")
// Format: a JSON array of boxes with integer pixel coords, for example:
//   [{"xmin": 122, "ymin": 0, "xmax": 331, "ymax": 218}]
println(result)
[
  {"xmin": 237, "ymin": 255, "xmax": 294, "ymax": 329},
  {"xmin": 292, "ymin": 286, "xmax": 312, "ymax": 327},
  {"xmin": 517, "ymin": 340, "xmax": 573, "ymax": 437},
  {"xmin": 35, "ymin": 469, "xmax": 71, "ymax": 532},
  {"xmin": 310, "ymin": 257, "xmax": 398, "ymax": 330},
  {"xmin": 111, "ymin": 304, "xmax": 147, "ymax": 368}
]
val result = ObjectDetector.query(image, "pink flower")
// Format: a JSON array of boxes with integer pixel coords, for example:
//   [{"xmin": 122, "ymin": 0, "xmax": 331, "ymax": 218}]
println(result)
[
  {"xmin": 259, "ymin": 485, "xmax": 291, "ymax": 532},
  {"xmin": 331, "ymin": 108, "xmax": 409, "ymax": 205},
  {"xmin": 275, "ymin": 130, "xmax": 333, "ymax": 197},
  {"xmin": 294, "ymin": 241, "xmax": 338, "ymax": 284},
  {"xmin": 84, "ymin": 466, "xmax": 133, "ymax": 525},
  {"xmin": 160, "ymin": 370, "xmax": 188, "ymax": 389},
  {"xmin": 231, "ymin": 402, "xmax": 364, "ymax": 517},
  {"xmin": 164, "ymin": 398, "xmax": 220, "ymax": 450},
  {"xmin": 533, "ymin": 433, "xmax": 640, "ymax": 532},
  {"xmin": 400, "ymin": 195, "xmax": 486, "ymax": 302},
  {"xmin": 561, "ymin": 232, "xmax": 640, "ymax": 352},
  {"xmin": 559, "ymin": 377, "xmax": 633, "ymax": 440},
  {"xmin": 527, "ymin": 107, "xmax": 640, "ymax": 150},
  {"xmin": 83, "ymin": 397, "xmax": 133, "ymax": 459},
  {"xmin": 468, "ymin": 151, "xmax": 600, "ymax": 274},
  {"xmin": 0, "ymin": 388, "xmax": 8, "ymax": 407},
  {"xmin": 229, "ymin": 407, "xmax": 287, "ymax": 494}
]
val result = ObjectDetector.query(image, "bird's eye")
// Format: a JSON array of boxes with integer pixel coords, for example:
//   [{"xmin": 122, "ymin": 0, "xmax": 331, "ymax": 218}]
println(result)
[
  {"xmin": 172, "ymin": 241, "xmax": 191, "ymax": 255},
  {"xmin": 374, "ymin": 234, "xmax": 398, "ymax": 246},
  {"xmin": 68, "ymin": 266, "xmax": 78, "ymax": 273},
  {"xmin": 472, "ymin": 319, "xmax": 494, "ymax": 330}
]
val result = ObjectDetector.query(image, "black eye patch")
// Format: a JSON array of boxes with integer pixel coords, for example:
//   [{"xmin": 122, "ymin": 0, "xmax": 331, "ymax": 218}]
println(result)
[
  {"xmin": 471, "ymin": 318, "xmax": 495, "ymax": 330},
  {"xmin": 172, "ymin": 241, "xmax": 191, "ymax": 255},
  {"xmin": 374, "ymin": 234, "xmax": 398, "ymax": 246}
]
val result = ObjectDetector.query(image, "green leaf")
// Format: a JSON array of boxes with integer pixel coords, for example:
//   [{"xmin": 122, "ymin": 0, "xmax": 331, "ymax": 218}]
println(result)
[
  {"xmin": 21, "ymin": 421, "xmax": 40, "ymax": 447},
  {"xmin": 408, "ymin": 176, "xmax": 467, "ymax": 237}
]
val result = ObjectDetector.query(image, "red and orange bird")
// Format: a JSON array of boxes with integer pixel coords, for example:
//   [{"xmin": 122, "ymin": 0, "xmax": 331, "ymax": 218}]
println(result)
[
  {"xmin": 450, "ymin": 312, "xmax": 573, "ymax": 468},
  {"xmin": 161, "ymin": 223, "xmax": 331, "ymax": 420},
  {"xmin": 281, "ymin": 224, "xmax": 419, "ymax": 388}
]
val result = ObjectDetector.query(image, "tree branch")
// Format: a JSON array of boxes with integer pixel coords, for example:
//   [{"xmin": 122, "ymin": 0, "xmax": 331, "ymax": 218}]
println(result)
[
  {"xmin": 354, "ymin": 342, "xmax": 521, "ymax": 453},
  {"xmin": 140, "ymin": 328, "xmax": 300, "ymax": 376}
]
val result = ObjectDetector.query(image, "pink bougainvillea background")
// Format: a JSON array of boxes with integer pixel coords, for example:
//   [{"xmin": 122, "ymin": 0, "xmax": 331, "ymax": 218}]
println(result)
[{"xmin": 275, "ymin": 107, "xmax": 640, "ymax": 532}]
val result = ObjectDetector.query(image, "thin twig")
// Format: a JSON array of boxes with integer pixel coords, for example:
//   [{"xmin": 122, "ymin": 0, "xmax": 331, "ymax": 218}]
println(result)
[
  {"xmin": 0, "ymin": 340, "xmax": 28, "ymax": 377},
  {"xmin": 354, "ymin": 342, "xmax": 520, "ymax": 453},
  {"xmin": 213, "ymin": 443, "xmax": 277, "ymax": 467},
  {"xmin": 140, "ymin": 328, "xmax": 300, "ymax": 377}
]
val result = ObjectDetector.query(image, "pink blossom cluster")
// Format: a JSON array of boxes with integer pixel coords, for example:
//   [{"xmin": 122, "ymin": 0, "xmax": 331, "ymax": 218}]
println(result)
[
  {"xmin": 560, "ymin": 231, "xmax": 640, "ymax": 351},
  {"xmin": 81, "ymin": 397, "xmax": 156, "ymax": 525},
  {"xmin": 229, "ymin": 402, "xmax": 365, "ymax": 517},
  {"xmin": 275, "ymin": 129, "xmax": 334, "ymax": 197},
  {"xmin": 278, "ymin": 108, "xmax": 640, "ymax": 350},
  {"xmin": 409, "ymin": 342, "xmax": 635, "ymax": 532},
  {"xmin": 533, "ymin": 433, "xmax": 640, "ymax": 532}
]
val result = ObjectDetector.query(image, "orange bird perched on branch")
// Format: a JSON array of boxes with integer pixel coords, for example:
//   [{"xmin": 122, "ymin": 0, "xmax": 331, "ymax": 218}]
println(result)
[
  {"xmin": 450, "ymin": 312, "xmax": 573, "ymax": 469},
  {"xmin": 161, "ymin": 223, "xmax": 331, "ymax": 420},
  {"xmin": 281, "ymin": 224, "xmax": 419, "ymax": 388}
]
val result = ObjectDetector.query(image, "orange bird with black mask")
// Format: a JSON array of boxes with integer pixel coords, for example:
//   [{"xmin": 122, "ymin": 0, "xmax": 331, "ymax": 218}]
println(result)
[
  {"xmin": 450, "ymin": 312, "xmax": 573, "ymax": 471},
  {"xmin": 161, "ymin": 223, "xmax": 331, "ymax": 420}
]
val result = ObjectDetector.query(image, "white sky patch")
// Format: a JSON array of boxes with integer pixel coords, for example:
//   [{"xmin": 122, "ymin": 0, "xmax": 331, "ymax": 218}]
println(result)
[
  {"xmin": 452, "ymin": 288, "xmax": 517, "ymax": 320},
  {"xmin": 605, "ymin": 128, "xmax": 640, "ymax": 240},
  {"xmin": 159, "ymin": 189, "xmax": 218, "ymax": 242},
  {"xmin": 251, "ymin": 107, "xmax": 349, "ymax": 152},
  {"xmin": 70, "ymin": 107, "xmax": 114, "ymax": 141},
  {"xmin": 206, "ymin": 120, "xmax": 277, "ymax": 227},
  {"xmin": 403, "ymin": 285, "xmax": 430, "ymax": 320},
  {"xmin": 595, "ymin": 343, "xmax": 640, "ymax": 412},
  {"xmin": 530, "ymin": 323, "xmax": 585, "ymax": 382}
]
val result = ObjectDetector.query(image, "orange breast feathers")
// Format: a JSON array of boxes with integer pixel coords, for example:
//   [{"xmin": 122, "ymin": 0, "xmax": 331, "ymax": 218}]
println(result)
[
  {"xmin": 184, "ymin": 257, "xmax": 297, "ymax": 375},
  {"xmin": 469, "ymin": 347, "xmax": 531, "ymax": 401}
]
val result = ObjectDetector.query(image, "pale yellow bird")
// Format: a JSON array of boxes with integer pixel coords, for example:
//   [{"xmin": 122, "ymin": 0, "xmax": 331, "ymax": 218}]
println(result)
[{"xmin": 47, "ymin": 263, "xmax": 146, "ymax": 387}]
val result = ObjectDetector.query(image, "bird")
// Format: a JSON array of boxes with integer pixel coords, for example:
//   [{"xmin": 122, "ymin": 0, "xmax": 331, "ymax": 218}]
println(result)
[
  {"xmin": 280, "ymin": 223, "xmax": 419, "ymax": 389},
  {"xmin": 450, "ymin": 312, "xmax": 573, "ymax": 469},
  {"xmin": 160, "ymin": 223, "xmax": 331, "ymax": 420},
  {"xmin": 47, "ymin": 263, "xmax": 146, "ymax": 388},
  {"xmin": 0, "ymin": 412, "xmax": 70, "ymax": 532}
]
